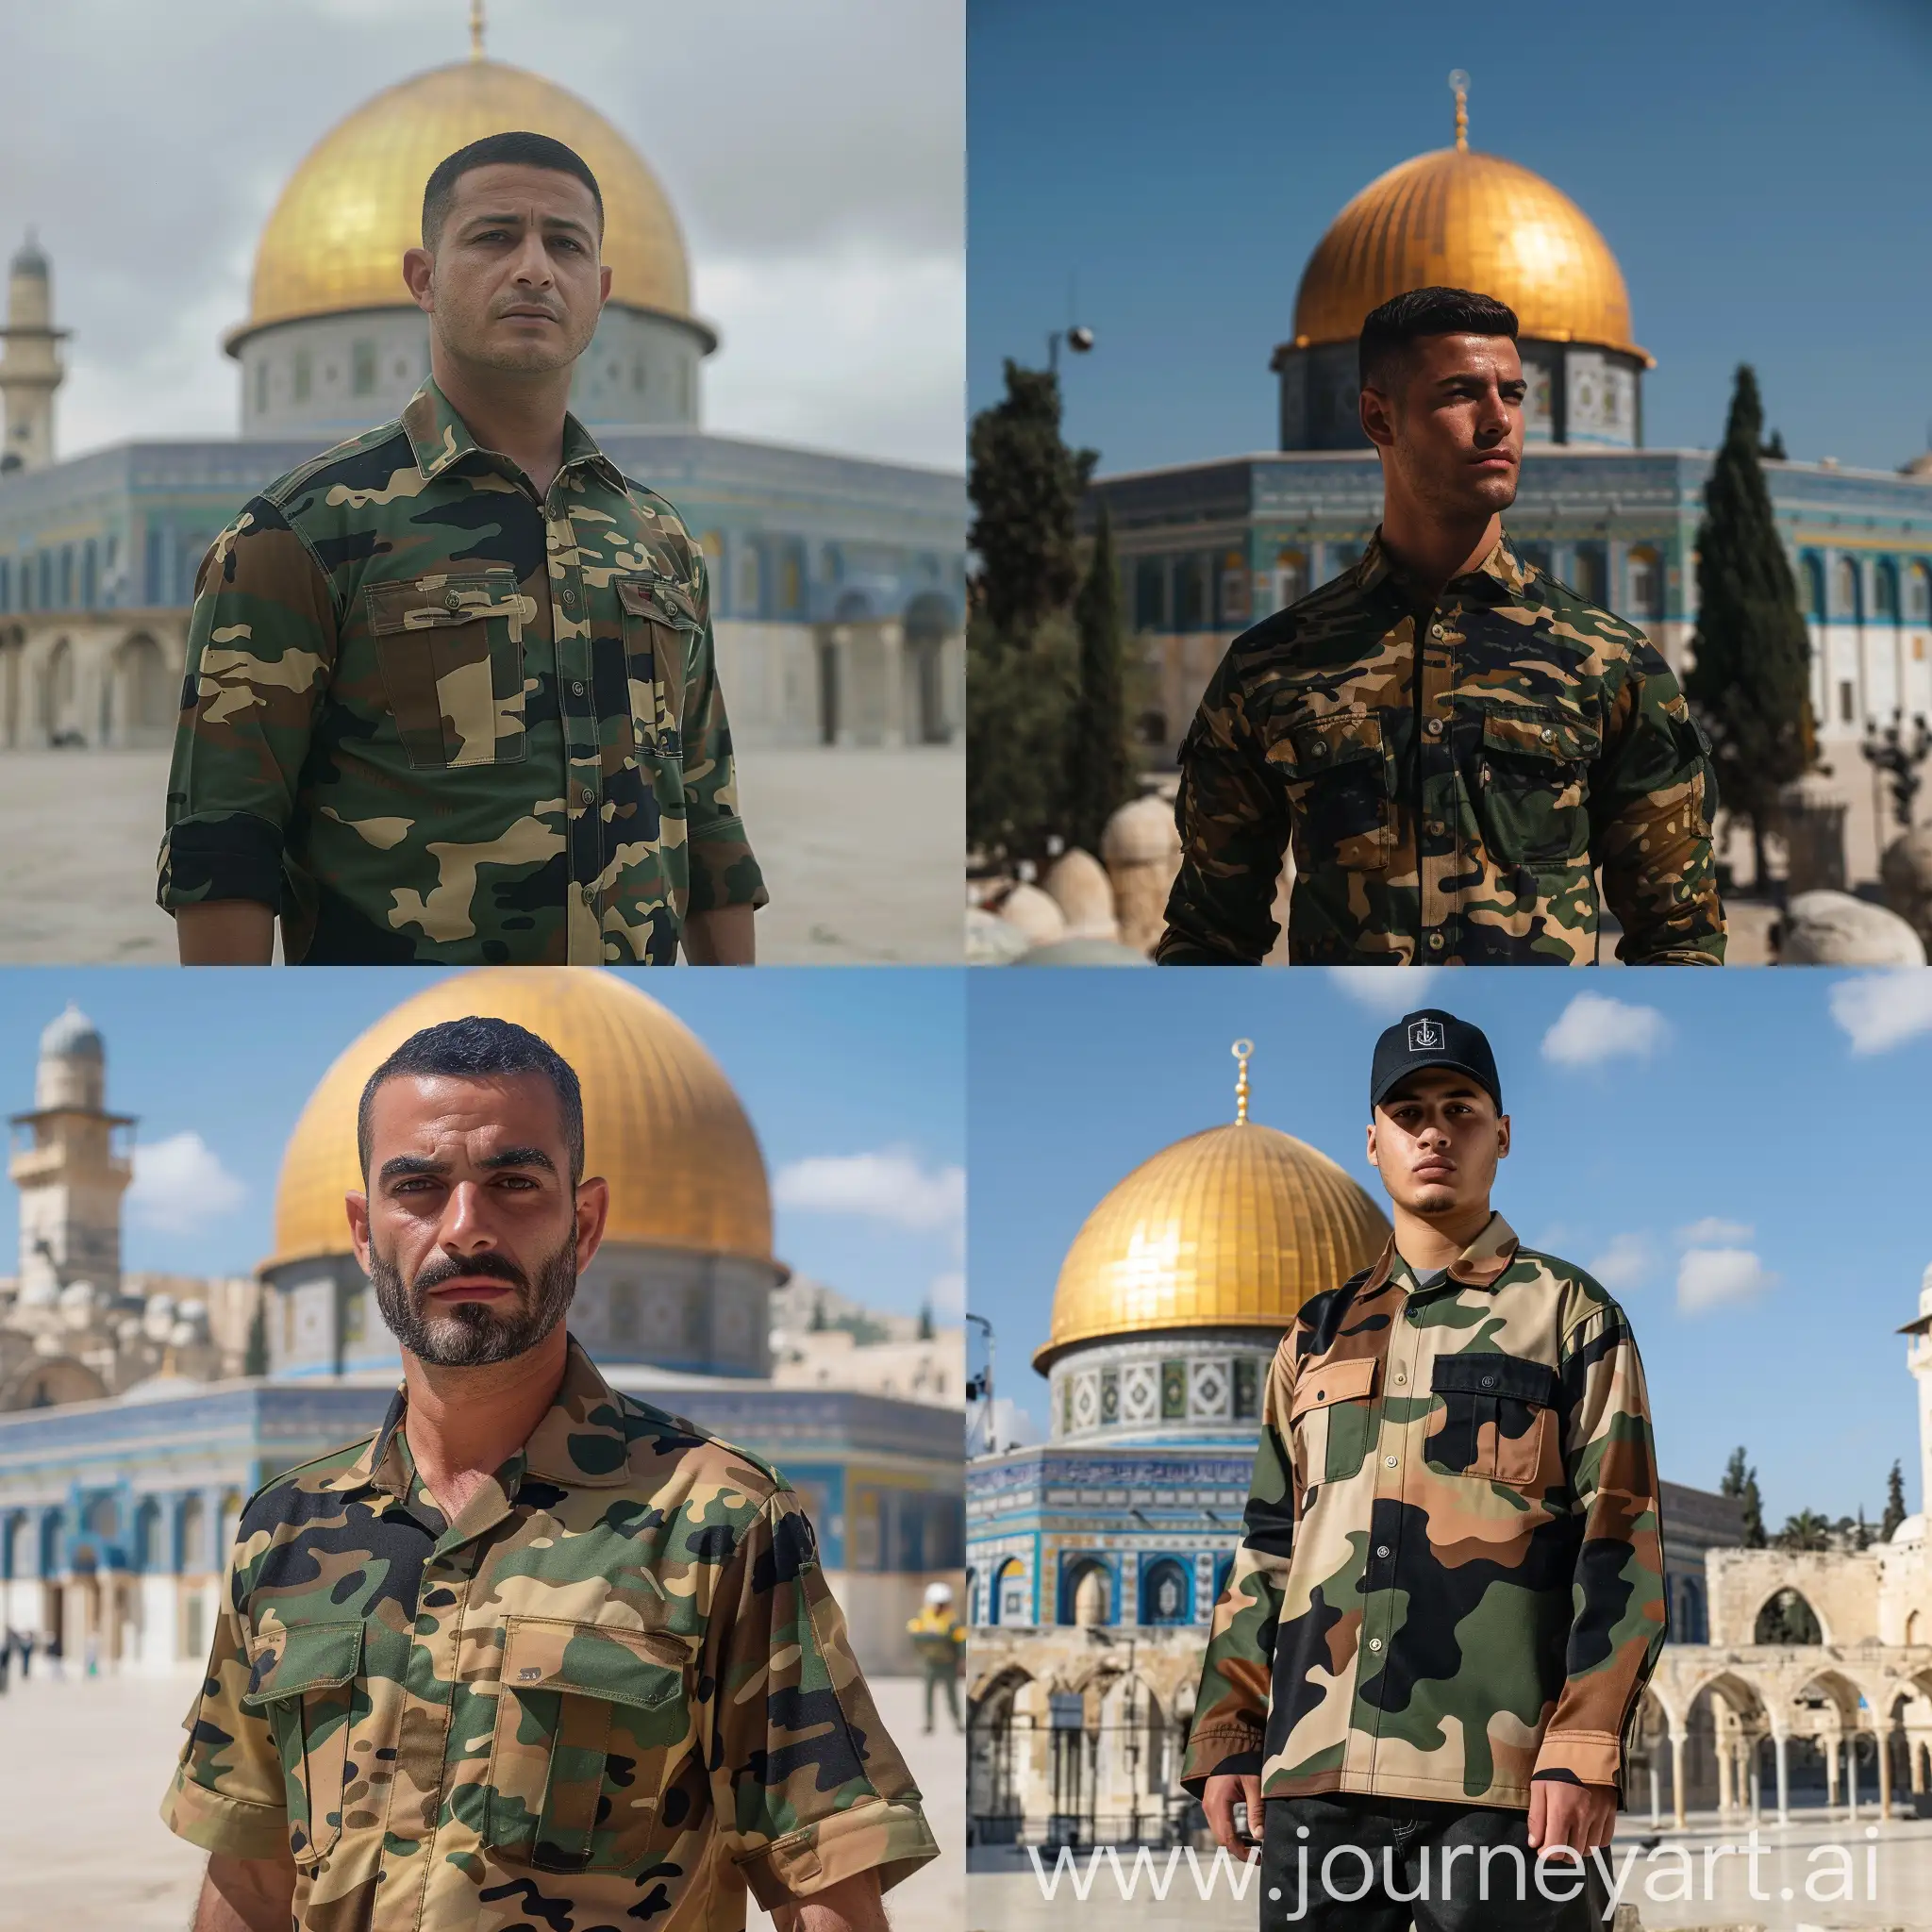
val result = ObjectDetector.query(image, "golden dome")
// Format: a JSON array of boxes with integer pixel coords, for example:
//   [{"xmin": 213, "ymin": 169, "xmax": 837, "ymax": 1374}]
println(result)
[
  {"xmin": 1291, "ymin": 144, "xmax": 1646, "ymax": 362},
  {"xmin": 1036, "ymin": 1120, "xmax": 1391, "ymax": 1370},
  {"xmin": 266, "ymin": 971, "xmax": 772, "ymax": 1274},
  {"xmin": 233, "ymin": 58, "xmax": 700, "ymax": 348}
]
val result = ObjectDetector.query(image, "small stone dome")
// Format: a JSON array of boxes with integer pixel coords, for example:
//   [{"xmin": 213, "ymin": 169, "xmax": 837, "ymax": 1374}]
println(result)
[
  {"xmin": 1102, "ymin": 795, "xmax": 1181, "ymax": 867},
  {"xmin": 39, "ymin": 1004, "xmax": 104, "ymax": 1061},
  {"xmin": 1042, "ymin": 850, "xmax": 1118, "ymax": 940},
  {"xmin": 996, "ymin": 883, "xmax": 1067, "ymax": 947}
]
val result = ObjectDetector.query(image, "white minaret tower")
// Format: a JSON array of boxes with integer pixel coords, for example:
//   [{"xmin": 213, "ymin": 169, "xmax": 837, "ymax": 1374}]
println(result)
[
  {"xmin": 0, "ymin": 230, "xmax": 69, "ymax": 473},
  {"xmin": 1902, "ymin": 1263, "xmax": 1932, "ymax": 1535},
  {"xmin": 8, "ymin": 1006, "xmax": 134, "ymax": 1304}
]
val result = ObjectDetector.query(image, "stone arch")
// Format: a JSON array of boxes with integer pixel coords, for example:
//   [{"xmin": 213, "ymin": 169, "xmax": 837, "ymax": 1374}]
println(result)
[
  {"xmin": 832, "ymin": 590, "xmax": 874, "ymax": 623},
  {"xmin": 133, "ymin": 1498, "xmax": 162, "ymax": 1572},
  {"xmin": 1754, "ymin": 1584, "xmax": 1825, "ymax": 1644},
  {"xmin": 1062, "ymin": 1557, "xmax": 1111, "ymax": 1627},
  {"xmin": 0, "ymin": 625, "xmax": 24, "ymax": 746},
  {"xmin": 903, "ymin": 589, "xmax": 955, "ymax": 745},
  {"xmin": 967, "ymin": 1663, "xmax": 1036, "ymax": 1842},
  {"xmin": 0, "ymin": 1355, "xmax": 109, "ymax": 1410},
  {"xmin": 1678, "ymin": 1669, "xmax": 1773, "ymax": 1820},
  {"xmin": 1874, "ymin": 558, "xmax": 1901, "ymax": 622},
  {"xmin": 111, "ymin": 632, "xmax": 173, "ymax": 746},
  {"xmin": 1789, "ymin": 1665, "xmax": 1880, "ymax": 1812},
  {"xmin": 1835, "ymin": 554, "xmax": 1862, "ymax": 622},
  {"xmin": 40, "ymin": 635, "xmax": 76, "ymax": 741}
]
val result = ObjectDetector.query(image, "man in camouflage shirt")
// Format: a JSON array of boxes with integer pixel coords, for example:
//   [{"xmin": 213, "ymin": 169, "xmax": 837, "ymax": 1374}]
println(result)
[
  {"xmin": 1185, "ymin": 1009, "xmax": 1665, "ymax": 1930},
  {"xmin": 163, "ymin": 1016, "xmax": 931, "ymax": 1931},
  {"xmin": 159, "ymin": 129, "xmax": 763, "ymax": 965},
  {"xmin": 1158, "ymin": 286, "xmax": 1724, "ymax": 967}
]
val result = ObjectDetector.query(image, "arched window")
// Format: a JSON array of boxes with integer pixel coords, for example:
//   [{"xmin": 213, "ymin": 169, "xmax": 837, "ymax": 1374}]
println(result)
[
  {"xmin": 1907, "ymin": 563, "xmax": 1931, "ymax": 624},
  {"xmin": 1755, "ymin": 1586, "xmax": 1823, "ymax": 1644},
  {"xmin": 1626, "ymin": 545, "xmax": 1663, "ymax": 620},
  {"xmin": 1134, "ymin": 558, "xmax": 1166, "ymax": 630},
  {"xmin": 1834, "ymin": 555, "xmax": 1860, "ymax": 620},
  {"xmin": 1062, "ymin": 1557, "xmax": 1111, "ymax": 1627},
  {"xmin": 39, "ymin": 1510, "xmax": 65, "ymax": 1576},
  {"xmin": 81, "ymin": 540, "xmax": 97, "ymax": 610},
  {"xmin": 1803, "ymin": 554, "xmax": 1826, "ymax": 618},
  {"xmin": 992, "ymin": 1557, "xmax": 1028, "ymax": 1626},
  {"xmin": 176, "ymin": 1493, "xmax": 205, "ymax": 1575},
  {"xmin": 135, "ymin": 1499, "xmax": 161, "ymax": 1572},
  {"xmin": 1140, "ymin": 1557, "xmax": 1191, "ymax": 1626},
  {"xmin": 1874, "ymin": 559, "xmax": 1900, "ymax": 621}
]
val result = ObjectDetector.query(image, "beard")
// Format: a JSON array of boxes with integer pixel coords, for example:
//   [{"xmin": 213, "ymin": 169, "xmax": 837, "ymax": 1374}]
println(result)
[{"xmin": 369, "ymin": 1235, "xmax": 577, "ymax": 1369}]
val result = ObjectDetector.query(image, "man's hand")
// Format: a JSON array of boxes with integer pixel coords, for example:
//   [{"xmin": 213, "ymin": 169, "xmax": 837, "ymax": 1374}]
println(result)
[
  {"xmin": 770, "ymin": 1868, "xmax": 888, "ymax": 1932},
  {"xmin": 682, "ymin": 904, "xmax": 755, "ymax": 965},
  {"xmin": 175, "ymin": 901, "xmax": 275, "ymax": 964},
  {"xmin": 193, "ymin": 1850, "xmax": 296, "ymax": 1932},
  {"xmin": 1526, "ymin": 1778, "xmax": 1618, "ymax": 1855},
  {"xmin": 1201, "ymin": 1772, "xmax": 1264, "ymax": 1856}
]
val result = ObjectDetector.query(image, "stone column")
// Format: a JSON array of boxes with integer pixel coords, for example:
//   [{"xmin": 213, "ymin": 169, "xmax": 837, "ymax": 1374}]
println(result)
[
  {"xmin": 1911, "ymin": 1725, "xmax": 1926, "ymax": 1794},
  {"xmin": 1826, "ymin": 1731, "xmax": 1840, "ymax": 1808},
  {"xmin": 1878, "ymin": 1721, "xmax": 1892, "ymax": 1822},
  {"xmin": 1649, "ymin": 1760, "xmax": 1661, "ymax": 1827},
  {"xmin": 1774, "ymin": 1729, "xmax": 1790, "ymax": 1824},
  {"xmin": 1717, "ymin": 1731, "xmax": 1734, "ymax": 1814},
  {"xmin": 1672, "ymin": 1733, "xmax": 1687, "ymax": 1830},
  {"xmin": 1846, "ymin": 1735, "xmax": 1858, "ymax": 1821}
]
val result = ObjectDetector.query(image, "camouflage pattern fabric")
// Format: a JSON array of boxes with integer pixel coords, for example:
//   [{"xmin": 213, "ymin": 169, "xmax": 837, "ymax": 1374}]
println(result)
[
  {"xmin": 158, "ymin": 379, "xmax": 765, "ymax": 964},
  {"xmin": 1181, "ymin": 1215, "xmax": 1667, "ymax": 1809},
  {"xmin": 161, "ymin": 1338, "xmax": 935, "ymax": 1929},
  {"xmin": 1157, "ymin": 531, "xmax": 1724, "ymax": 966}
]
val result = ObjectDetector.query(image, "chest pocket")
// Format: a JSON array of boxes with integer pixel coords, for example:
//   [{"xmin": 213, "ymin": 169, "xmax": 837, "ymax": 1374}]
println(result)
[
  {"xmin": 366, "ymin": 573, "xmax": 533, "ymax": 771},
  {"xmin": 1471, "ymin": 705, "xmax": 1600, "ymax": 867},
  {"xmin": 1274, "ymin": 709, "xmax": 1392, "ymax": 871},
  {"xmin": 614, "ymin": 575, "xmax": 696, "ymax": 758},
  {"xmin": 486, "ymin": 1616, "xmax": 696, "ymax": 1874},
  {"xmin": 1428, "ymin": 1352, "xmax": 1563, "ymax": 1489},
  {"xmin": 1289, "ymin": 1355, "xmax": 1378, "ymax": 1494},
  {"xmin": 241, "ymin": 1620, "xmax": 365, "ymax": 1868}
]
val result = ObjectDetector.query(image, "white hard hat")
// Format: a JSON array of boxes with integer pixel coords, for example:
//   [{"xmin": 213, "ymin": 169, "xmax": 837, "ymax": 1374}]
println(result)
[{"xmin": 924, "ymin": 1580, "xmax": 954, "ymax": 1606}]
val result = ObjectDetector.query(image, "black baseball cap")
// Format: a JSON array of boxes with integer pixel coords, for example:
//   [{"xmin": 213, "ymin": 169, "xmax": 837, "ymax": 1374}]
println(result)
[{"xmin": 1370, "ymin": 1009, "xmax": 1502, "ymax": 1114}]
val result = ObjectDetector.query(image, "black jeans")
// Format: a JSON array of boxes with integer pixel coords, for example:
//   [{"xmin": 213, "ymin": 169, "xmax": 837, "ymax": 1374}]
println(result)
[{"xmin": 1259, "ymin": 1794, "xmax": 1610, "ymax": 1931}]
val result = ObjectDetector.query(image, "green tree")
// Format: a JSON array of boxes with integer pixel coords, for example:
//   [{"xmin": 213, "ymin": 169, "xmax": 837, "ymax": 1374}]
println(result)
[
  {"xmin": 966, "ymin": 613, "xmax": 1077, "ymax": 867},
  {"xmin": 1884, "ymin": 1458, "xmax": 1907, "ymax": 1542},
  {"xmin": 1723, "ymin": 1445, "xmax": 1768, "ymax": 1548},
  {"xmin": 809, "ymin": 1294, "xmax": 826, "ymax": 1333},
  {"xmin": 1060, "ymin": 505, "xmax": 1139, "ymax": 858},
  {"xmin": 918, "ymin": 1301, "xmax": 935, "ymax": 1342},
  {"xmin": 1773, "ymin": 1508, "xmax": 1833, "ymax": 1552},
  {"xmin": 242, "ymin": 1298, "xmax": 269, "ymax": 1378},
  {"xmin": 1683, "ymin": 364, "xmax": 1815, "ymax": 892}
]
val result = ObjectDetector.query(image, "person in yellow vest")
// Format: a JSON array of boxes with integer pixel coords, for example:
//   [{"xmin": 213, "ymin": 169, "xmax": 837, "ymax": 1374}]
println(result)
[{"xmin": 908, "ymin": 1581, "xmax": 965, "ymax": 1734}]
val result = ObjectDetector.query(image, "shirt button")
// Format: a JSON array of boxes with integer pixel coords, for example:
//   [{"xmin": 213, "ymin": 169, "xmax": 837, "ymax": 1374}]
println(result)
[
  {"xmin": 571, "ymin": 680, "xmax": 586, "ymax": 697},
  {"xmin": 1480, "ymin": 1373, "xmax": 1497, "ymax": 1389},
  {"xmin": 576, "ymin": 784, "xmax": 594, "ymax": 808},
  {"xmin": 1384, "ymin": 1455, "xmax": 1398, "ymax": 1468},
  {"xmin": 560, "ymin": 589, "xmax": 577, "ymax": 610},
  {"xmin": 1368, "ymin": 1637, "xmax": 1384, "ymax": 1652},
  {"xmin": 578, "ymin": 883, "xmax": 593, "ymax": 905},
  {"xmin": 1393, "ymin": 1371, "xmax": 1407, "ymax": 1385},
  {"xmin": 1425, "ymin": 717, "xmax": 1444, "ymax": 736},
  {"xmin": 1427, "ymin": 933, "xmax": 1445, "ymax": 951},
  {"xmin": 1375, "ymin": 1544, "xmax": 1391, "ymax": 1559},
  {"xmin": 1540, "ymin": 725, "xmax": 1556, "ymax": 743},
  {"xmin": 442, "ymin": 590, "xmax": 462, "ymax": 610},
  {"xmin": 1429, "ymin": 623, "xmax": 1445, "ymax": 639}
]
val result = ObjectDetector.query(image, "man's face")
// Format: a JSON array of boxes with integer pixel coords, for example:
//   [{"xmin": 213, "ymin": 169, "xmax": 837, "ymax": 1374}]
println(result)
[
  {"xmin": 1360, "ymin": 333, "xmax": 1525, "ymax": 522},
  {"xmin": 1366, "ymin": 1068, "xmax": 1509, "ymax": 1222},
  {"xmin": 346, "ymin": 1070, "xmax": 608, "ymax": 1369},
  {"xmin": 403, "ymin": 162, "xmax": 610, "ymax": 376}
]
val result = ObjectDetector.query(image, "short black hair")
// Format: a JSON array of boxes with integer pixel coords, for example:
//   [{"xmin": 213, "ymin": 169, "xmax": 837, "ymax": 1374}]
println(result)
[
  {"xmin": 422, "ymin": 130, "xmax": 605, "ymax": 251},
  {"xmin": 1358, "ymin": 286, "xmax": 1519, "ymax": 397},
  {"xmin": 358, "ymin": 1016, "xmax": 586, "ymax": 1184}
]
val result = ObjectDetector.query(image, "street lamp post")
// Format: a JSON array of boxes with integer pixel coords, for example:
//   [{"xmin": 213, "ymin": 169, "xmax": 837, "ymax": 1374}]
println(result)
[
  {"xmin": 1047, "ymin": 325, "xmax": 1095, "ymax": 375},
  {"xmin": 966, "ymin": 1311, "xmax": 997, "ymax": 1456}
]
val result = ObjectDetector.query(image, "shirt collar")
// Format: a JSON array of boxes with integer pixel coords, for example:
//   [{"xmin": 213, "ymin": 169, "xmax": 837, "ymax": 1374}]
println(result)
[
  {"xmin": 322, "ymin": 1334, "xmax": 634, "ymax": 1497},
  {"xmin": 1357, "ymin": 526, "xmax": 1530, "ymax": 606},
  {"xmin": 399, "ymin": 377, "xmax": 625, "ymax": 493},
  {"xmin": 1366, "ymin": 1210, "xmax": 1522, "ymax": 1296}
]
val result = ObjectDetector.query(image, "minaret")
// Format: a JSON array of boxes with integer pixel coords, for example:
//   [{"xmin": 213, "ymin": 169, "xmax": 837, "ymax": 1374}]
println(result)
[
  {"xmin": 0, "ymin": 231, "xmax": 69, "ymax": 474},
  {"xmin": 8, "ymin": 1006, "xmax": 135, "ymax": 1303},
  {"xmin": 1902, "ymin": 1264, "xmax": 1932, "ymax": 1527}
]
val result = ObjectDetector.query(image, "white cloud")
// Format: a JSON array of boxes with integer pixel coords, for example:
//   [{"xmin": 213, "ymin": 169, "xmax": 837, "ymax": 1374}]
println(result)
[
  {"xmin": 1828, "ymin": 972, "xmax": 1932, "ymax": 1055},
  {"xmin": 1325, "ymin": 968, "xmax": 1449, "ymax": 1014},
  {"xmin": 1585, "ymin": 1232, "xmax": 1657, "ymax": 1293},
  {"xmin": 926, "ymin": 1271, "xmax": 965, "ymax": 1323},
  {"xmin": 1677, "ymin": 1246, "xmax": 1779, "ymax": 1315},
  {"xmin": 968, "ymin": 1396, "xmax": 1040, "ymax": 1457},
  {"xmin": 1677, "ymin": 1216, "xmax": 1754, "ymax": 1246},
  {"xmin": 1541, "ymin": 992, "xmax": 1670, "ymax": 1069},
  {"xmin": 774, "ymin": 1151, "xmax": 964, "ymax": 1233},
  {"xmin": 127, "ymin": 1132, "xmax": 246, "ymax": 1235}
]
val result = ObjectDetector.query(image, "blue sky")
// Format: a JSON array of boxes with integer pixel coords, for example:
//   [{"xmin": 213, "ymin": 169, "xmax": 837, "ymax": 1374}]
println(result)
[
  {"xmin": 968, "ymin": 0, "xmax": 1932, "ymax": 475},
  {"xmin": 968, "ymin": 967, "xmax": 1932, "ymax": 1525},
  {"xmin": 0, "ymin": 969, "xmax": 964, "ymax": 1324}
]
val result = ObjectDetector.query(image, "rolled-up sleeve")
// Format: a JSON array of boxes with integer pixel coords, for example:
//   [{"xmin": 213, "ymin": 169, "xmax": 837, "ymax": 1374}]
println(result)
[
  {"xmin": 703, "ymin": 1489, "xmax": 937, "ymax": 1907},
  {"xmin": 677, "ymin": 552, "xmax": 768, "ymax": 917},
  {"xmin": 158, "ymin": 500, "xmax": 337, "ymax": 916}
]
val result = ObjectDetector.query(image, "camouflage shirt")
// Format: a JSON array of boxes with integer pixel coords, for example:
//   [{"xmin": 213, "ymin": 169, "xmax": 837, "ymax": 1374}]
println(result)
[
  {"xmin": 158, "ymin": 379, "xmax": 765, "ymax": 965},
  {"xmin": 161, "ymin": 1338, "xmax": 935, "ymax": 1929},
  {"xmin": 1180, "ymin": 1215, "xmax": 1666, "ymax": 1811},
  {"xmin": 1157, "ymin": 530, "xmax": 1724, "ymax": 966}
]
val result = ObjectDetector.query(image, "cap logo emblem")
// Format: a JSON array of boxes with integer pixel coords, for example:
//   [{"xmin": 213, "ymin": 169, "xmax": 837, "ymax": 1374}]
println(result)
[{"xmin": 1407, "ymin": 1019, "xmax": 1443, "ymax": 1052}]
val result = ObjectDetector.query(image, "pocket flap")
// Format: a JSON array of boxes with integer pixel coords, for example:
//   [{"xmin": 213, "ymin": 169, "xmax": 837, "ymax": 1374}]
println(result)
[
  {"xmin": 501, "ymin": 1617, "xmax": 690, "ymax": 1710},
  {"xmin": 1431, "ymin": 1352, "xmax": 1561, "ymax": 1407},
  {"xmin": 242, "ymin": 1621, "xmax": 363, "ymax": 1708},
  {"xmin": 615, "ymin": 575, "xmax": 700, "ymax": 628},
  {"xmin": 1278, "ymin": 708, "xmax": 1383, "ymax": 774},
  {"xmin": 1290, "ymin": 1354, "xmax": 1377, "ymax": 1420},
  {"xmin": 1477, "ymin": 706, "xmax": 1600, "ymax": 762},
  {"xmin": 367, "ymin": 574, "xmax": 526, "ymax": 633}
]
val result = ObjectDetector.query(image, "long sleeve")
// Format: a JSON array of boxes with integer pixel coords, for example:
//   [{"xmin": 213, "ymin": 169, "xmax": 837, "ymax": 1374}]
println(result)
[
  {"xmin": 1532, "ymin": 1303, "xmax": 1669, "ymax": 1789},
  {"xmin": 1157, "ymin": 657, "xmax": 1290, "ymax": 965},
  {"xmin": 1591, "ymin": 641, "xmax": 1725, "ymax": 965},
  {"xmin": 677, "ymin": 550, "xmax": 768, "ymax": 917},
  {"xmin": 1181, "ymin": 1337, "xmax": 1298, "ymax": 1792}
]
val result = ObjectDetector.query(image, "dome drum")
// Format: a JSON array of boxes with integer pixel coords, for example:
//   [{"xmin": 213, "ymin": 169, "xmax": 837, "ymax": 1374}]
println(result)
[{"xmin": 1049, "ymin": 1329, "xmax": 1280, "ymax": 1445}]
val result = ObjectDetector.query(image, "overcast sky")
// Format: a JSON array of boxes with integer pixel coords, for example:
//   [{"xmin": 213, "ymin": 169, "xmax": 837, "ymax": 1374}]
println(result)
[{"xmin": 0, "ymin": 0, "xmax": 963, "ymax": 470}]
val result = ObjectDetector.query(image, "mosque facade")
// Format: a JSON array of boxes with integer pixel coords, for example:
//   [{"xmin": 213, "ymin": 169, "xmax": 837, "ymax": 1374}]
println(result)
[
  {"xmin": 961, "ymin": 1050, "xmax": 1932, "ymax": 1848},
  {"xmin": 0, "ymin": 34, "xmax": 964, "ymax": 756},
  {"xmin": 1093, "ymin": 92, "xmax": 1932, "ymax": 887},
  {"xmin": 0, "ymin": 974, "xmax": 964, "ymax": 1677}
]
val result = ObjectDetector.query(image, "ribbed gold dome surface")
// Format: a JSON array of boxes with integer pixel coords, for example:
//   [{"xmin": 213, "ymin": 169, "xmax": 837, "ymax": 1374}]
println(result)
[
  {"xmin": 1292, "ymin": 145, "xmax": 1643, "ymax": 360},
  {"xmin": 268, "ymin": 971, "xmax": 771, "ymax": 1273},
  {"xmin": 237, "ymin": 58, "xmax": 693, "ymax": 342},
  {"xmin": 1036, "ymin": 1123, "xmax": 1391, "ymax": 1369}
]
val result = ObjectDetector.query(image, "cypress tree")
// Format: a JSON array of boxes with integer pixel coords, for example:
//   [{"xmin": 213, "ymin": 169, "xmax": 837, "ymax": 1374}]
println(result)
[
  {"xmin": 243, "ymin": 1297, "xmax": 269, "ymax": 1378},
  {"xmin": 1684, "ymin": 365, "xmax": 1815, "ymax": 891},
  {"xmin": 1722, "ymin": 1445, "xmax": 1768, "ymax": 1548},
  {"xmin": 1884, "ymin": 1458, "xmax": 1907, "ymax": 1542},
  {"xmin": 1061, "ymin": 505, "xmax": 1138, "ymax": 858}
]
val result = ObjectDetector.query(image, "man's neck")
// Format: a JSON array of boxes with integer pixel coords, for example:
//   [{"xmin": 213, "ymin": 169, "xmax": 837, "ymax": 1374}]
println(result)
[
  {"xmin": 1391, "ymin": 1201, "xmax": 1495, "ymax": 1275},
  {"xmin": 1375, "ymin": 503, "xmax": 1502, "ymax": 608},
  {"xmin": 401, "ymin": 1324, "xmax": 569, "ymax": 1522},
  {"xmin": 428, "ymin": 345, "xmax": 573, "ymax": 501}
]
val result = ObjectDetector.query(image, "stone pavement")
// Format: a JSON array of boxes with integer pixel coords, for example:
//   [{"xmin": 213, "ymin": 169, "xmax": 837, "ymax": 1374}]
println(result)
[
  {"xmin": 965, "ymin": 1813, "xmax": 1932, "ymax": 1930},
  {"xmin": 0, "ymin": 1667, "xmax": 962, "ymax": 1931},
  {"xmin": 0, "ymin": 745, "xmax": 964, "ymax": 965}
]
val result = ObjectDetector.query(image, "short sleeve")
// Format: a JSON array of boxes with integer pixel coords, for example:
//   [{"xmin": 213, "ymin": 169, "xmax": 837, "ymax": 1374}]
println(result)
[
  {"xmin": 158, "ymin": 1553, "xmax": 290, "ymax": 1859},
  {"xmin": 700, "ymin": 1490, "xmax": 937, "ymax": 1908}
]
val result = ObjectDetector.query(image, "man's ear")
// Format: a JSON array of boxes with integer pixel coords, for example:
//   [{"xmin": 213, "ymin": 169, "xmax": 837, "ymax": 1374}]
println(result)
[
  {"xmin": 1358, "ymin": 383, "xmax": 1396, "ymax": 451},
  {"xmin": 1496, "ymin": 1114, "xmax": 1511, "ymax": 1160},
  {"xmin": 1365, "ymin": 1119, "xmax": 1381, "ymax": 1171}
]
